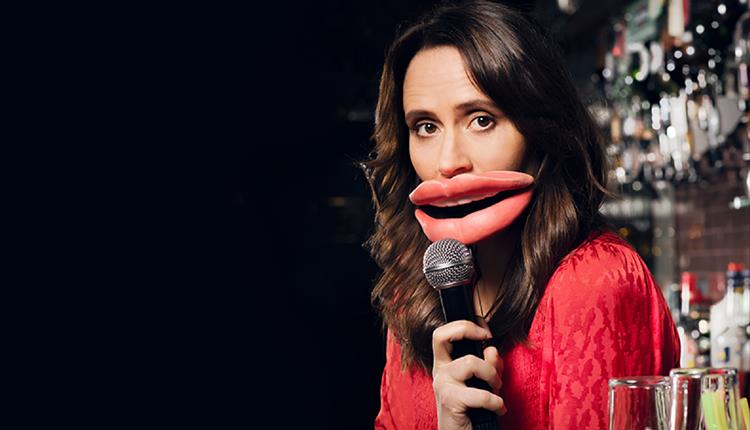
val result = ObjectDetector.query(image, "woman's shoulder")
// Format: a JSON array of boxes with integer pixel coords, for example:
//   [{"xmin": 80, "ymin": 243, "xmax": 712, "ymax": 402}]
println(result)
[
  {"xmin": 563, "ymin": 228, "xmax": 639, "ymax": 264},
  {"xmin": 544, "ymin": 228, "xmax": 655, "ymax": 301}
]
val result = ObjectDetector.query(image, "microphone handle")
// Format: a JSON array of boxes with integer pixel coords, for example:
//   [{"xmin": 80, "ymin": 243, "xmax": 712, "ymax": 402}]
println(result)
[{"xmin": 438, "ymin": 284, "xmax": 500, "ymax": 430}]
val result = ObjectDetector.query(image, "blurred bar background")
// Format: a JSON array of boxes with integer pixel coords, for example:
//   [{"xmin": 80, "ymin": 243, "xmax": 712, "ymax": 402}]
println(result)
[{"xmin": 235, "ymin": 1, "xmax": 750, "ymax": 428}]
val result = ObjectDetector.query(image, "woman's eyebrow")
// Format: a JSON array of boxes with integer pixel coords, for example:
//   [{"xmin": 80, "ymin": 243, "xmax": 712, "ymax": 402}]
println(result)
[
  {"xmin": 405, "ymin": 99, "xmax": 499, "ymax": 123},
  {"xmin": 454, "ymin": 99, "xmax": 499, "ymax": 113}
]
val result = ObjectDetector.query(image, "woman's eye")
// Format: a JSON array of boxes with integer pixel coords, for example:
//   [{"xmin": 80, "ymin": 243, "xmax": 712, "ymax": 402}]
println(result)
[
  {"xmin": 414, "ymin": 122, "xmax": 438, "ymax": 136},
  {"xmin": 471, "ymin": 115, "xmax": 495, "ymax": 130}
]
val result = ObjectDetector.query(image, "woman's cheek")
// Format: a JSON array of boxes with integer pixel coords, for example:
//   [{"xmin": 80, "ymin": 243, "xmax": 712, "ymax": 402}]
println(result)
[{"xmin": 409, "ymin": 144, "xmax": 437, "ymax": 179}]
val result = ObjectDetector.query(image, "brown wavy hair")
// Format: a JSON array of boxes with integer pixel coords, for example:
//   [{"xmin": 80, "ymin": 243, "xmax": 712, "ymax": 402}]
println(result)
[{"xmin": 362, "ymin": 0, "xmax": 611, "ymax": 371}]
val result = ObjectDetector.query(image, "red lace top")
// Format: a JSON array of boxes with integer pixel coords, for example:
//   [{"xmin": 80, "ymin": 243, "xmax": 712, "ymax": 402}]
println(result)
[{"xmin": 374, "ymin": 230, "xmax": 680, "ymax": 429}]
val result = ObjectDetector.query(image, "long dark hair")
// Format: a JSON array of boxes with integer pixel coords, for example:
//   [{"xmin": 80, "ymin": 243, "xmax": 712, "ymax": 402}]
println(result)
[{"xmin": 362, "ymin": 0, "xmax": 610, "ymax": 371}]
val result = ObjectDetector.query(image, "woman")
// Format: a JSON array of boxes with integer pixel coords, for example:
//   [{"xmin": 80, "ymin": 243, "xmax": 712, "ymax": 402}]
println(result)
[{"xmin": 362, "ymin": 1, "xmax": 680, "ymax": 429}]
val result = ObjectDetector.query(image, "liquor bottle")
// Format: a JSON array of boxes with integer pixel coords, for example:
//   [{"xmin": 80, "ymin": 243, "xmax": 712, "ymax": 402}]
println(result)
[
  {"xmin": 740, "ymin": 269, "xmax": 750, "ymax": 327},
  {"xmin": 734, "ymin": 4, "xmax": 750, "ymax": 109},
  {"xmin": 715, "ymin": 263, "xmax": 747, "ymax": 391},
  {"xmin": 678, "ymin": 272, "xmax": 700, "ymax": 367}
]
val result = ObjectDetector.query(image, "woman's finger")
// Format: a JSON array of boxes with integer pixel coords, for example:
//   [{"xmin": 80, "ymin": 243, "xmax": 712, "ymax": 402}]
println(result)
[
  {"xmin": 483, "ymin": 346, "xmax": 504, "ymax": 392},
  {"xmin": 445, "ymin": 354, "xmax": 501, "ymax": 393},
  {"xmin": 439, "ymin": 384, "xmax": 507, "ymax": 416},
  {"xmin": 432, "ymin": 320, "xmax": 492, "ymax": 366}
]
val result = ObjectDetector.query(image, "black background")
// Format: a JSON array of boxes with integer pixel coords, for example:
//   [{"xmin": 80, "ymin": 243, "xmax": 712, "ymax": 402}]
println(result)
[{"xmin": 72, "ymin": 0, "xmax": 620, "ymax": 428}]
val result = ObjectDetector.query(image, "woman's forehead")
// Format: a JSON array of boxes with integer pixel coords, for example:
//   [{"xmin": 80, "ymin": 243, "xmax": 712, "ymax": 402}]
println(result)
[{"xmin": 403, "ymin": 47, "xmax": 490, "ymax": 113}]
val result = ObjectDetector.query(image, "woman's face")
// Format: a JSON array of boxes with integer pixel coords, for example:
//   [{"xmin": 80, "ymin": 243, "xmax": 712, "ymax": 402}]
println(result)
[
  {"xmin": 402, "ymin": 46, "xmax": 536, "ymax": 244},
  {"xmin": 403, "ymin": 46, "xmax": 530, "ymax": 181}
]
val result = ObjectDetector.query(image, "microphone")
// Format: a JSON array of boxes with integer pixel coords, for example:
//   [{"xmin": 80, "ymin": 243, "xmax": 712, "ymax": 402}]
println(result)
[{"xmin": 423, "ymin": 238, "xmax": 500, "ymax": 430}]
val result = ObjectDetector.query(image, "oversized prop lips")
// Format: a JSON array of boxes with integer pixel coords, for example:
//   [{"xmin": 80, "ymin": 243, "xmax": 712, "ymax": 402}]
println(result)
[{"xmin": 408, "ymin": 171, "xmax": 534, "ymax": 244}]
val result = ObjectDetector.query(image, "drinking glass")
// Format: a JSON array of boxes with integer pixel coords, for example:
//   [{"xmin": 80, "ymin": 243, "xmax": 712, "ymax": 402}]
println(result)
[
  {"xmin": 609, "ymin": 376, "xmax": 671, "ymax": 430},
  {"xmin": 700, "ymin": 367, "xmax": 743, "ymax": 430},
  {"xmin": 670, "ymin": 368, "xmax": 708, "ymax": 430}
]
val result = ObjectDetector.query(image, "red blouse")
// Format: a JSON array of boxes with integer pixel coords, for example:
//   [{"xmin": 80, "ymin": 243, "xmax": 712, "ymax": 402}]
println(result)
[{"xmin": 374, "ymin": 230, "xmax": 680, "ymax": 429}]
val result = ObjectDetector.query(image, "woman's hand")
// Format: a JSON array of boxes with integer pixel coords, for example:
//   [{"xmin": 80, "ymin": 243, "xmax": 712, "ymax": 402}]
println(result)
[{"xmin": 432, "ymin": 320, "xmax": 506, "ymax": 430}]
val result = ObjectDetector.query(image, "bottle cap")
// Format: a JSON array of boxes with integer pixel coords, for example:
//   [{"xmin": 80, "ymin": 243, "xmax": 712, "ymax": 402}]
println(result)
[{"xmin": 727, "ymin": 262, "xmax": 746, "ymax": 272}]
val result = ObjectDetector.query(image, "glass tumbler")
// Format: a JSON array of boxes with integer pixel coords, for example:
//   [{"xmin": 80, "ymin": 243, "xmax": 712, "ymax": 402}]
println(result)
[
  {"xmin": 700, "ymin": 367, "xmax": 743, "ymax": 430},
  {"xmin": 670, "ymin": 368, "xmax": 708, "ymax": 430},
  {"xmin": 609, "ymin": 376, "xmax": 671, "ymax": 430}
]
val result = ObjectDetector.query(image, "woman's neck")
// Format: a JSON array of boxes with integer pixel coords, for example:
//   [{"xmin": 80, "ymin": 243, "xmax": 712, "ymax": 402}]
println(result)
[{"xmin": 472, "ymin": 225, "xmax": 521, "ymax": 322}]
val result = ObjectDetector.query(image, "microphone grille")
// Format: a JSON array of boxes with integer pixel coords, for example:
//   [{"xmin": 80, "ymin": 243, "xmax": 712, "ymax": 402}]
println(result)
[{"xmin": 422, "ymin": 239, "xmax": 475, "ymax": 289}]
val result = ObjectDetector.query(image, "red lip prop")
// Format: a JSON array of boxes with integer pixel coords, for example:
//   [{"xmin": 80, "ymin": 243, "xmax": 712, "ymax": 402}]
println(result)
[{"xmin": 408, "ymin": 171, "xmax": 534, "ymax": 244}]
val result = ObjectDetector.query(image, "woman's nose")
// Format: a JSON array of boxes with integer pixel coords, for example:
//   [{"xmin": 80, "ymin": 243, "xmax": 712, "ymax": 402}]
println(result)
[{"xmin": 437, "ymin": 131, "xmax": 472, "ymax": 178}]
